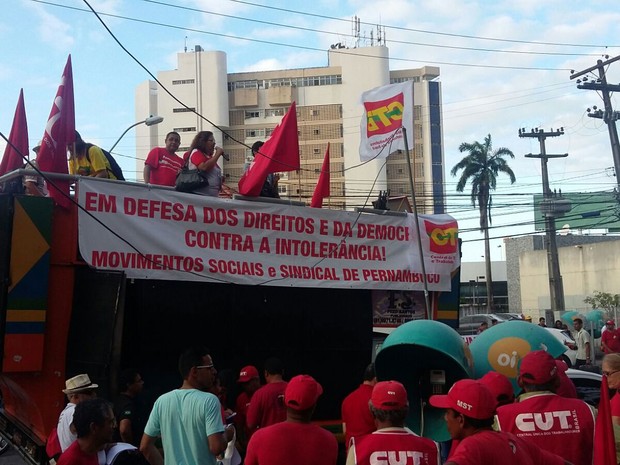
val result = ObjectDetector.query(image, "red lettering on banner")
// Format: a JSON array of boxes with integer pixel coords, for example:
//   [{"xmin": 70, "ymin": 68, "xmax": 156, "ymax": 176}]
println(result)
[
  {"xmin": 123, "ymin": 198, "xmax": 196, "ymax": 222},
  {"xmin": 243, "ymin": 212, "xmax": 314, "ymax": 233},
  {"xmin": 357, "ymin": 223, "xmax": 410, "ymax": 241},
  {"xmin": 361, "ymin": 269, "xmax": 441, "ymax": 284},
  {"xmin": 207, "ymin": 259, "xmax": 264, "ymax": 276},
  {"xmin": 279, "ymin": 265, "xmax": 340, "ymax": 281},
  {"xmin": 203, "ymin": 207, "xmax": 238, "ymax": 226},
  {"xmin": 333, "ymin": 221, "xmax": 353, "ymax": 237},
  {"xmin": 91, "ymin": 251, "xmax": 204, "ymax": 272},
  {"xmin": 342, "ymin": 269, "xmax": 360, "ymax": 281},
  {"xmin": 85, "ymin": 192, "xmax": 116, "ymax": 213},
  {"xmin": 185, "ymin": 230, "xmax": 255, "ymax": 252}
]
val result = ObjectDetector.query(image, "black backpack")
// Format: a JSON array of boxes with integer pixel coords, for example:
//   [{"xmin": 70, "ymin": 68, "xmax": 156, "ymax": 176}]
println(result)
[{"xmin": 85, "ymin": 143, "xmax": 125, "ymax": 181}]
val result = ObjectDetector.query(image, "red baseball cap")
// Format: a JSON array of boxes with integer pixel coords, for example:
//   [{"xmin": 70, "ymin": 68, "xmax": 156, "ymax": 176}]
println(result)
[
  {"xmin": 429, "ymin": 379, "xmax": 496, "ymax": 420},
  {"xmin": 519, "ymin": 350, "xmax": 558, "ymax": 384},
  {"xmin": 479, "ymin": 371, "xmax": 514, "ymax": 405},
  {"xmin": 607, "ymin": 320, "xmax": 615, "ymax": 326},
  {"xmin": 370, "ymin": 381, "xmax": 408, "ymax": 410},
  {"xmin": 285, "ymin": 375, "xmax": 323, "ymax": 410},
  {"xmin": 237, "ymin": 365, "xmax": 259, "ymax": 383}
]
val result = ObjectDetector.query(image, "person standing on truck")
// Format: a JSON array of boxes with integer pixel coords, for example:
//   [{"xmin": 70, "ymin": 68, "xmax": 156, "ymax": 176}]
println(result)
[
  {"xmin": 139, "ymin": 346, "xmax": 231, "ymax": 465},
  {"xmin": 245, "ymin": 374, "xmax": 337, "ymax": 465},
  {"xmin": 346, "ymin": 380, "xmax": 440, "ymax": 465},
  {"xmin": 68, "ymin": 131, "xmax": 117, "ymax": 179},
  {"xmin": 341, "ymin": 363, "xmax": 377, "ymax": 451},
  {"xmin": 246, "ymin": 357, "xmax": 288, "ymax": 432},
  {"xmin": 58, "ymin": 374, "xmax": 99, "ymax": 452},
  {"xmin": 57, "ymin": 398, "xmax": 115, "ymax": 465},
  {"xmin": 143, "ymin": 131, "xmax": 184, "ymax": 186}
]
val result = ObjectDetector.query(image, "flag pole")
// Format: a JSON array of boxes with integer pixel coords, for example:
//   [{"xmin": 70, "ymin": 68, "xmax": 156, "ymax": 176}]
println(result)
[{"xmin": 402, "ymin": 127, "xmax": 432, "ymax": 320}]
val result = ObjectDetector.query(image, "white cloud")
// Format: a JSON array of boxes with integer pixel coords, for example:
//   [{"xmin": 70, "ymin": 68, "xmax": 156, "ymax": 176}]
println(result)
[{"xmin": 22, "ymin": 0, "xmax": 74, "ymax": 50}]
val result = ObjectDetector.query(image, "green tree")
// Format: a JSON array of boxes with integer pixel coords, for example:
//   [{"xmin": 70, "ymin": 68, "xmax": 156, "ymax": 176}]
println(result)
[
  {"xmin": 584, "ymin": 290, "xmax": 620, "ymax": 321},
  {"xmin": 451, "ymin": 134, "xmax": 516, "ymax": 312}
]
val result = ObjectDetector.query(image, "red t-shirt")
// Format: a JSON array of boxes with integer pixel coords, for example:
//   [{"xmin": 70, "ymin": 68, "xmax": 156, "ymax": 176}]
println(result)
[
  {"xmin": 57, "ymin": 441, "xmax": 99, "ymax": 465},
  {"xmin": 144, "ymin": 147, "xmax": 184, "ymax": 186},
  {"xmin": 246, "ymin": 381, "xmax": 287, "ymax": 430},
  {"xmin": 602, "ymin": 328, "xmax": 620, "ymax": 353},
  {"xmin": 449, "ymin": 430, "xmax": 564, "ymax": 465},
  {"xmin": 496, "ymin": 392, "xmax": 595, "ymax": 465},
  {"xmin": 341, "ymin": 384, "xmax": 375, "ymax": 450},
  {"xmin": 245, "ymin": 421, "xmax": 338, "ymax": 465},
  {"xmin": 350, "ymin": 428, "xmax": 440, "ymax": 465}
]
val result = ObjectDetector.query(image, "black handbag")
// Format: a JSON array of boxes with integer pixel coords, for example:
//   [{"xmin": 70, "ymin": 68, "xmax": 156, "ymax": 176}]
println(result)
[{"xmin": 175, "ymin": 162, "xmax": 208, "ymax": 192}]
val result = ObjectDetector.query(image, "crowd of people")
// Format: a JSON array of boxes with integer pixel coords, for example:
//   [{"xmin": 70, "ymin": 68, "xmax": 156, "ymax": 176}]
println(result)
[
  {"xmin": 47, "ymin": 337, "xmax": 620, "ymax": 465},
  {"xmin": 10, "ymin": 129, "xmax": 281, "ymax": 199}
]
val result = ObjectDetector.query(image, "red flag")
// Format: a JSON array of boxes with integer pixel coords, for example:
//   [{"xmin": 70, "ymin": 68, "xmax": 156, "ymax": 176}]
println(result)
[
  {"xmin": 310, "ymin": 142, "xmax": 330, "ymax": 208},
  {"xmin": 238, "ymin": 102, "xmax": 299, "ymax": 196},
  {"xmin": 36, "ymin": 55, "xmax": 75, "ymax": 208},
  {"xmin": 0, "ymin": 89, "xmax": 28, "ymax": 176},
  {"xmin": 593, "ymin": 374, "xmax": 616, "ymax": 465}
]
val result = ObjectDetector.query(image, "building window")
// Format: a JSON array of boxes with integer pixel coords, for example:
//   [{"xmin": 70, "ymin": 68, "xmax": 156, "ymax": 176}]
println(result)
[
  {"xmin": 265, "ymin": 108, "xmax": 285, "ymax": 117},
  {"xmin": 246, "ymin": 129, "xmax": 265, "ymax": 138},
  {"xmin": 173, "ymin": 107, "xmax": 196, "ymax": 113},
  {"xmin": 172, "ymin": 79, "xmax": 195, "ymax": 85},
  {"xmin": 245, "ymin": 110, "xmax": 260, "ymax": 119},
  {"xmin": 265, "ymin": 128, "xmax": 274, "ymax": 137},
  {"xmin": 313, "ymin": 129, "xmax": 320, "ymax": 135},
  {"xmin": 311, "ymin": 109, "xmax": 320, "ymax": 116},
  {"xmin": 313, "ymin": 148, "xmax": 320, "ymax": 154},
  {"xmin": 173, "ymin": 127, "xmax": 196, "ymax": 132}
]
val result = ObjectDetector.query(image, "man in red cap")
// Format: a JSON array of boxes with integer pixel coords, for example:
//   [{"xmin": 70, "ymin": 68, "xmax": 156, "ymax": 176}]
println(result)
[
  {"xmin": 495, "ymin": 350, "xmax": 595, "ymax": 465},
  {"xmin": 346, "ymin": 380, "xmax": 440, "ymax": 465},
  {"xmin": 341, "ymin": 363, "xmax": 377, "ymax": 452},
  {"xmin": 245, "ymin": 374, "xmax": 337, "ymax": 465},
  {"xmin": 234, "ymin": 365, "xmax": 261, "ymax": 453},
  {"xmin": 478, "ymin": 372, "xmax": 514, "ymax": 407},
  {"xmin": 430, "ymin": 379, "xmax": 568, "ymax": 465},
  {"xmin": 602, "ymin": 320, "xmax": 620, "ymax": 354}
]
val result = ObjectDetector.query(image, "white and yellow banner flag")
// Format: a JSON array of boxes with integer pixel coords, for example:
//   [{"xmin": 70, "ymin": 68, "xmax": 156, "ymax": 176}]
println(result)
[{"xmin": 359, "ymin": 81, "xmax": 414, "ymax": 161}]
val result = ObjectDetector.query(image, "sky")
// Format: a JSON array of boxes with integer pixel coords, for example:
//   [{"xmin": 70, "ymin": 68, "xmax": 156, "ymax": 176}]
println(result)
[{"xmin": 2, "ymin": 0, "xmax": 620, "ymax": 263}]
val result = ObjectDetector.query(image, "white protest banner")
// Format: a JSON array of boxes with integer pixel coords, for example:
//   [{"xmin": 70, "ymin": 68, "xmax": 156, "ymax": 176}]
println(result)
[
  {"xmin": 77, "ymin": 179, "xmax": 459, "ymax": 290},
  {"xmin": 359, "ymin": 81, "xmax": 414, "ymax": 161}
]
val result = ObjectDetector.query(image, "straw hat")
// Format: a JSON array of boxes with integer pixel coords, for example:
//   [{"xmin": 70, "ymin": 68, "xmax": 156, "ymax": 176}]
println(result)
[{"xmin": 62, "ymin": 374, "xmax": 98, "ymax": 394}]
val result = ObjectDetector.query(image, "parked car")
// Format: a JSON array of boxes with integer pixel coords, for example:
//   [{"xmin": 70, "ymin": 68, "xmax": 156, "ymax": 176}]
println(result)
[
  {"xmin": 457, "ymin": 313, "xmax": 514, "ymax": 335},
  {"xmin": 566, "ymin": 368, "xmax": 602, "ymax": 406},
  {"xmin": 545, "ymin": 327, "xmax": 577, "ymax": 367}
]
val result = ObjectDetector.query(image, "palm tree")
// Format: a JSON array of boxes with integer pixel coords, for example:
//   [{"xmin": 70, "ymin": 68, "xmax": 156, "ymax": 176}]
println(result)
[{"xmin": 451, "ymin": 134, "xmax": 516, "ymax": 312}]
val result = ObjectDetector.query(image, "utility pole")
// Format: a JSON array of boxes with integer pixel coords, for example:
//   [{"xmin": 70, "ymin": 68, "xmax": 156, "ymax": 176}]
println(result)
[
  {"xmin": 570, "ymin": 55, "xmax": 620, "ymax": 192},
  {"xmin": 518, "ymin": 128, "xmax": 570, "ymax": 314}
]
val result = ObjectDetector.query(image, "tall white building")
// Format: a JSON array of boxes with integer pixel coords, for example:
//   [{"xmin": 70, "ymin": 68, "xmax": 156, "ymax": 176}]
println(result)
[{"xmin": 135, "ymin": 45, "xmax": 446, "ymax": 212}]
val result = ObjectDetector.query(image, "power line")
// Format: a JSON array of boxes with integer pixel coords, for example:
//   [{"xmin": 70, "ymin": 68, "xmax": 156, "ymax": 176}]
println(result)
[
  {"xmin": 220, "ymin": 0, "xmax": 619, "ymax": 49},
  {"xmin": 30, "ymin": 0, "xmax": 576, "ymax": 71},
  {"xmin": 138, "ymin": 0, "xmax": 603, "ymax": 58}
]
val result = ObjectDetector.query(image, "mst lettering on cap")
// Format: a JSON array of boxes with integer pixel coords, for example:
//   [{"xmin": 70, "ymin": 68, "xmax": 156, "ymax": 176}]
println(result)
[{"xmin": 456, "ymin": 399, "xmax": 472, "ymax": 411}]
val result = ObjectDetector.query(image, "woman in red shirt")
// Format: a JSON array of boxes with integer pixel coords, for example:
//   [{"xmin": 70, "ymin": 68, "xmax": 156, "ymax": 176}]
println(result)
[{"xmin": 187, "ymin": 131, "xmax": 226, "ymax": 196}]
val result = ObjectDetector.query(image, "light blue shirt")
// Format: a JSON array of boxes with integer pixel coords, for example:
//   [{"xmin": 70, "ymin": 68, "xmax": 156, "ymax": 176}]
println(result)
[{"xmin": 144, "ymin": 389, "xmax": 224, "ymax": 465}]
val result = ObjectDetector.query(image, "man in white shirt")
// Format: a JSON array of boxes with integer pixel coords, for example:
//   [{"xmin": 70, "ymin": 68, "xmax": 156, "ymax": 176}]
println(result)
[{"xmin": 57, "ymin": 374, "xmax": 98, "ymax": 451}]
